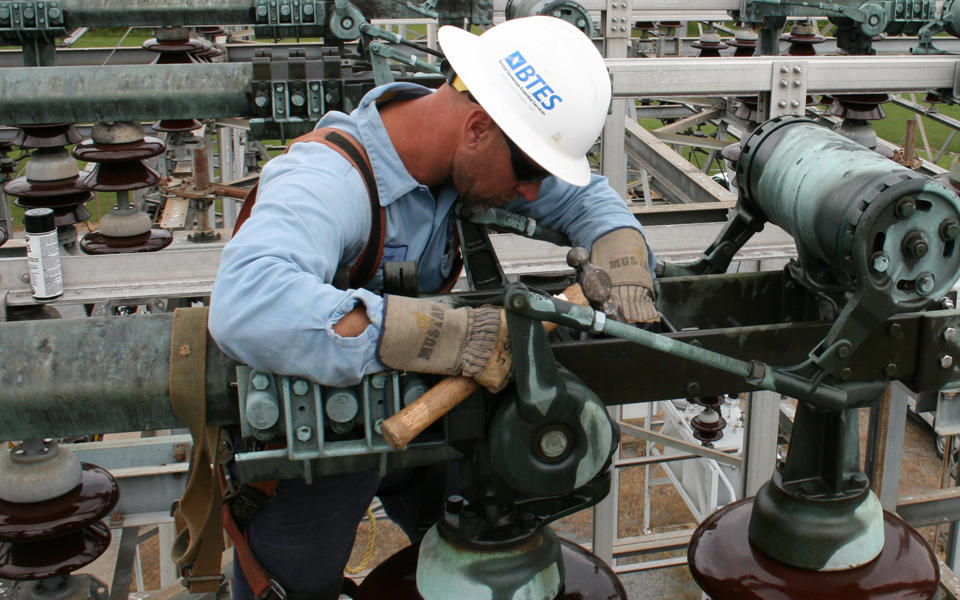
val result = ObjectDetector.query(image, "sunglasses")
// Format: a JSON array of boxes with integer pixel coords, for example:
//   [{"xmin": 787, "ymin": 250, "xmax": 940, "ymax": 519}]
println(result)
[
  {"xmin": 443, "ymin": 60, "xmax": 550, "ymax": 183},
  {"xmin": 502, "ymin": 132, "xmax": 550, "ymax": 183}
]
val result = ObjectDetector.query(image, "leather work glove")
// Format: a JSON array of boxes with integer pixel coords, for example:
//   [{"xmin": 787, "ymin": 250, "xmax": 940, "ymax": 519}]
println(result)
[
  {"xmin": 590, "ymin": 228, "xmax": 661, "ymax": 323},
  {"xmin": 378, "ymin": 296, "xmax": 512, "ymax": 392}
]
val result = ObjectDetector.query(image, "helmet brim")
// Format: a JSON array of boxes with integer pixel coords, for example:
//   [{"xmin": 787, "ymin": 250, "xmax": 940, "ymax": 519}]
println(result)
[{"xmin": 438, "ymin": 25, "xmax": 593, "ymax": 187}]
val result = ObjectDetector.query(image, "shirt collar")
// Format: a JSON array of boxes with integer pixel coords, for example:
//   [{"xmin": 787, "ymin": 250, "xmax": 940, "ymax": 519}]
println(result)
[{"xmin": 352, "ymin": 82, "xmax": 434, "ymax": 206}]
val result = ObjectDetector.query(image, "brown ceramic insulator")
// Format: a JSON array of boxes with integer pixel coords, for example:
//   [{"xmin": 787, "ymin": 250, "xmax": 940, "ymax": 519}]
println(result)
[
  {"xmin": 5, "ymin": 178, "xmax": 93, "ymax": 208},
  {"xmin": 13, "ymin": 124, "xmax": 82, "ymax": 150},
  {"xmin": 634, "ymin": 21, "xmax": 656, "ymax": 31},
  {"xmin": 733, "ymin": 97, "xmax": 759, "ymax": 123},
  {"xmin": 72, "ymin": 138, "xmax": 164, "ymax": 192},
  {"xmin": 691, "ymin": 39, "xmax": 727, "ymax": 57},
  {"xmin": 688, "ymin": 498, "xmax": 939, "ymax": 600},
  {"xmin": 197, "ymin": 25, "xmax": 227, "ymax": 38},
  {"xmin": 0, "ymin": 465, "xmax": 119, "ymax": 543},
  {"xmin": 144, "ymin": 31, "xmax": 206, "ymax": 129},
  {"xmin": 726, "ymin": 39, "xmax": 757, "ymax": 57},
  {"xmin": 357, "ymin": 538, "xmax": 627, "ymax": 600},
  {"xmin": 193, "ymin": 38, "xmax": 223, "ymax": 62},
  {"xmin": 153, "ymin": 119, "xmax": 204, "ymax": 133},
  {"xmin": 80, "ymin": 229, "xmax": 173, "ymax": 254},
  {"xmin": 143, "ymin": 38, "xmax": 205, "ymax": 65},
  {"xmin": 0, "ymin": 522, "xmax": 112, "ymax": 580},
  {"xmin": 831, "ymin": 94, "xmax": 891, "ymax": 121},
  {"xmin": 782, "ymin": 32, "xmax": 826, "ymax": 56}
]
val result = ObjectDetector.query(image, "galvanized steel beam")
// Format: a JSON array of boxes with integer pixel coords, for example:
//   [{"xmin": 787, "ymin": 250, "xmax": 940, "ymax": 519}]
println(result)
[
  {"xmin": 898, "ymin": 487, "xmax": 960, "ymax": 527},
  {"xmin": 608, "ymin": 55, "xmax": 960, "ymax": 97},
  {"xmin": 0, "ymin": 312, "xmax": 240, "ymax": 440},
  {"xmin": 0, "ymin": 63, "xmax": 252, "ymax": 123},
  {"xmin": 4, "ymin": 55, "xmax": 960, "ymax": 124},
  {"xmin": 624, "ymin": 116, "xmax": 737, "ymax": 205}
]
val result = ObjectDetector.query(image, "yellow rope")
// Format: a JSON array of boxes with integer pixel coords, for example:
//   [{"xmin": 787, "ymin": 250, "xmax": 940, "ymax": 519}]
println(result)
[{"xmin": 344, "ymin": 507, "xmax": 377, "ymax": 575}]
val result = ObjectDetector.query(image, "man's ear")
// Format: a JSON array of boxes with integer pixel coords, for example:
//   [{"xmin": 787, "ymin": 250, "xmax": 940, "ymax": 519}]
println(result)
[{"xmin": 462, "ymin": 108, "xmax": 496, "ymax": 149}]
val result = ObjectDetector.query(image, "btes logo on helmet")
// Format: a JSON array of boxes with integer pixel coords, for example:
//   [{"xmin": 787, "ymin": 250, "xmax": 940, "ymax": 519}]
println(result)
[{"xmin": 502, "ymin": 51, "xmax": 563, "ymax": 111}]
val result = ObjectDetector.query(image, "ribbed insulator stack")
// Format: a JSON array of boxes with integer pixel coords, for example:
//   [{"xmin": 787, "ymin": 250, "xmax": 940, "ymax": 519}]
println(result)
[
  {"xmin": 689, "ymin": 396, "xmax": 726, "ymax": 445},
  {"xmin": 0, "ymin": 439, "xmax": 119, "ymax": 600},
  {"xmin": 829, "ymin": 93, "xmax": 894, "ymax": 157},
  {"xmin": 692, "ymin": 29, "xmax": 727, "ymax": 57},
  {"xmin": 73, "ymin": 121, "xmax": 172, "ymax": 254},
  {"xmin": 3, "ymin": 125, "xmax": 93, "ymax": 252},
  {"xmin": 781, "ymin": 21, "xmax": 825, "ymax": 56},
  {"xmin": 144, "ymin": 27, "xmax": 206, "ymax": 132}
]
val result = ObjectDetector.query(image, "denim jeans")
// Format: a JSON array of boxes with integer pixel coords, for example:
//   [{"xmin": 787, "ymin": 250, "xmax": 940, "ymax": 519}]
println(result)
[{"xmin": 231, "ymin": 465, "xmax": 449, "ymax": 600}]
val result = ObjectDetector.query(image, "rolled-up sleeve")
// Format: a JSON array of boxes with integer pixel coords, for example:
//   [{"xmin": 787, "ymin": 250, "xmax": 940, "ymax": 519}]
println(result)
[
  {"xmin": 209, "ymin": 143, "xmax": 388, "ymax": 387},
  {"xmin": 505, "ymin": 174, "xmax": 657, "ymax": 271}
]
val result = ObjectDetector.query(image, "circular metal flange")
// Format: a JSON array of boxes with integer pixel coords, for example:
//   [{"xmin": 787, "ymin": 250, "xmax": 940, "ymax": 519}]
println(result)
[
  {"xmin": 689, "ymin": 498, "xmax": 939, "ymax": 600},
  {"xmin": 357, "ymin": 531, "xmax": 626, "ymax": 600}
]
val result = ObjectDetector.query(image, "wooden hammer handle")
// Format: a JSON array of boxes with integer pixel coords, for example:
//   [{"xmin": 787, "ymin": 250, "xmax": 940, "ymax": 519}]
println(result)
[{"xmin": 380, "ymin": 283, "xmax": 587, "ymax": 450}]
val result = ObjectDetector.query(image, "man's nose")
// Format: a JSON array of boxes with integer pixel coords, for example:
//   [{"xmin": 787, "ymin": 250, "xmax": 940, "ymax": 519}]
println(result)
[{"xmin": 514, "ymin": 181, "xmax": 542, "ymax": 202}]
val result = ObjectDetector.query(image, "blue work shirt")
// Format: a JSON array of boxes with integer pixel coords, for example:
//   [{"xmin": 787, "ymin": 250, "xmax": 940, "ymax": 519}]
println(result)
[{"xmin": 209, "ymin": 82, "xmax": 651, "ymax": 387}]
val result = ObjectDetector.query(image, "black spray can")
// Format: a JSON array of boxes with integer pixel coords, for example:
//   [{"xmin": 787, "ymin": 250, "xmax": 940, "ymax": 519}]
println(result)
[{"xmin": 24, "ymin": 208, "xmax": 63, "ymax": 301}]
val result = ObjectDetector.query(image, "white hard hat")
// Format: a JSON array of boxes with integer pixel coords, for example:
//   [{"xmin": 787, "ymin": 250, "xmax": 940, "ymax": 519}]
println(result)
[{"xmin": 438, "ymin": 16, "xmax": 611, "ymax": 186}]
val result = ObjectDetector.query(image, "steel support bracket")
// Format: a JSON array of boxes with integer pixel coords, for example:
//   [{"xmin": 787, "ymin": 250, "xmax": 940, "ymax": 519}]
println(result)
[
  {"xmin": 0, "ymin": 1, "xmax": 66, "ymax": 40},
  {"xmin": 604, "ymin": 0, "xmax": 630, "ymax": 39},
  {"xmin": 763, "ymin": 59, "xmax": 808, "ymax": 120},
  {"xmin": 254, "ymin": 0, "xmax": 323, "ymax": 27}
]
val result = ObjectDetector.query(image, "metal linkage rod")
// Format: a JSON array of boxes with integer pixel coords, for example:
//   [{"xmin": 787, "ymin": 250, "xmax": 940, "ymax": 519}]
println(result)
[
  {"xmin": 0, "ymin": 63, "xmax": 252, "ymax": 124},
  {"xmin": 0, "ymin": 313, "xmax": 239, "ymax": 441}
]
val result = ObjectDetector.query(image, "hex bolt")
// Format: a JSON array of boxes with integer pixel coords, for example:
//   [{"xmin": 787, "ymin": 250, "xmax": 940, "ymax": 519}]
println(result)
[
  {"xmin": 292, "ymin": 379, "xmax": 309, "ymax": 396},
  {"xmin": 794, "ymin": 80, "xmax": 802, "ymax": 87},
  {"xmin": 781, "ymin": 65, "xmax": 790, "ymax": 73},
  {"xmin": 20, "ymin": 271, "xmax": 29, "ymax": 284},
  {"xmin": 445, "ymin": 495, "xmax": 464, "ymax": 514},
  {"xmin": 916, "ymin": 273, "xmax": 936, "ymax": 295},
  {"xmin": 871, "ymin": 252, "xmax": 889, "ymax": 273},
  {"xmin": 780, "ymin": 80, "xmax": 789, "ymax": 88},
  {"xmin": 840, "ymin": 367, "xmax": 853, "ymax": 380},
  {"xmin": 295, "ymin": 425, "xmax": 313, "ymax": 441},
  {"xmin": 374, "ymin": 418, "xmax": 384, "ymax": 434},
  {"xmin": 895, "ymin": 197, "xmax": 916, "ymax": 219},
  {"xmin": 902, "ymin": 231, "xmax": 929, "ymax": 259},
  {"xmin": 686, "ymin": 382, "xmax": 701, "ymax": 396},
  {"xmin": 941, "ymin": 354, "xmax": 954, "ymax": 369},
  {"xmin": 793, "ymin": 65, "xmax": 802, "ymax": 73},
  {"xmin": 790, "ymin": 100, "xmax": 800, "ymax": 108},
  {"xmin": 251, "ymin": 373, "xmax": 270, "ymax": 390},
  {"xmin": 945, "ymin": 327, "xmax": 957, "ymax": 342},
  {"xmin": 778, "ymin": 101, "xmax": 787, "ymax": 108},
  {"xmin": 539, "ymin": 429, "xmax": 569, "ymax": 459},
  {"xmin": 889, "ymin": 322, "xmax": 903, "ymax": 338},
  {"xmin": 941, "ymin": 219, "xmax": 960, "ymax": 241},
  {"xmin": 884, "ymin": 363, "xmax": 897, "ymax": 376},
  {"xmin": 291, "ymin": 93, "xmax": 305, "ymax": 107},
  {"xmin": 371, "ymin": 374, "xmax": 385, "ymax": 389},
  {"xmin": 342, "ymin": 17, "xmax": 353, "ymax": 29},
  {"xmin": 837, "ymin": 342, "xmax": 852, "ymax": 358}
]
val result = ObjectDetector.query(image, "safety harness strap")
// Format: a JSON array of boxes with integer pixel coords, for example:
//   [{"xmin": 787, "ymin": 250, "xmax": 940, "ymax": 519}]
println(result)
[
  {"xmin": 231, "ymin": 128, "xmax": 386, "ymax": 291},
  {"xmin": 168, "ymin": 306, "xmax": 225, "ymax": 593}
]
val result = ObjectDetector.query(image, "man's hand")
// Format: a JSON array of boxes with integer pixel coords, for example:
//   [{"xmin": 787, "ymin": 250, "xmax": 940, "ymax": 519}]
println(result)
[
  {"xmin": 378, "ymin": 296, "xmax": 511, "ymax": 392},
  {"xmin": 590, "ymin": 228, "xmax": 661, "ymax": 323}
]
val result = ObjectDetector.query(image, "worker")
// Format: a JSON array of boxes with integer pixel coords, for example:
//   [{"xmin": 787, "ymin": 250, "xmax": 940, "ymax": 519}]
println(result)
[{"xmin": 208, "ymin": 15, "xmax": 658, "ymax": 600}]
